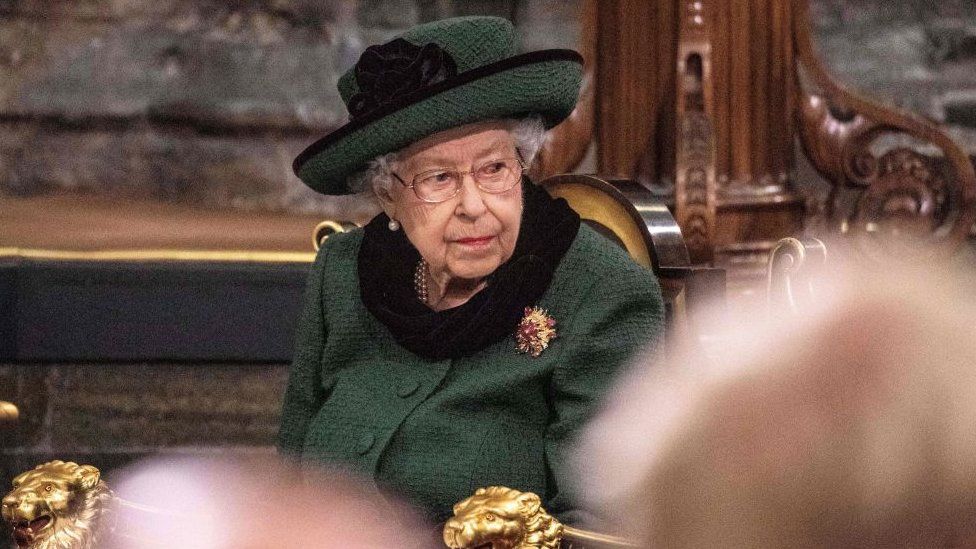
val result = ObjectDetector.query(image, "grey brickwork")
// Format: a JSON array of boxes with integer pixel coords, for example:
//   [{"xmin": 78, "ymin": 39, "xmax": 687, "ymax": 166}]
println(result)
[
  {"xmin": 0, "ymin": 1, "xmax": 972, "ymax": 208},
  {"xmin": 0, "ymin": 0, "xmax": 581, "ymax": 212},
  {"xmin": 0, "ymin": 361, "xmax": 287, "ymax": 545},
  {"xmin": 810, "ymin": 0, "xmax": 976, "ymax": 151}
]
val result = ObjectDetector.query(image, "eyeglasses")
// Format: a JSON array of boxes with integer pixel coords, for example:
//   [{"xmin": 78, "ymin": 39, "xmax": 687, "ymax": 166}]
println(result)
[{"xmin": 392, "ymin": 156, "xmax": 525, "ymax": 203}]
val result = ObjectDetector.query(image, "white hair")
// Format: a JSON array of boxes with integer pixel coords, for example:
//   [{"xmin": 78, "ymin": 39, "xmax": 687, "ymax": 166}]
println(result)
[{"xmin": 346, "ymin": 116, "xmax": 548, "ymax": 199}]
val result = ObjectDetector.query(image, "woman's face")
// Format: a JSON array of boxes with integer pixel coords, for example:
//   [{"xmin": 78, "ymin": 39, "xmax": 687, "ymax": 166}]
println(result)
[{"xmin": 380, "ymin": 121, "xmax": 523, "ymax": 282}]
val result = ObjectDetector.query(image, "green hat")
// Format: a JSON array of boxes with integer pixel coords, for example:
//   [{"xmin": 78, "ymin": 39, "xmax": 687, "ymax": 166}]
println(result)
[{"xmin": 292, "ymin": 16, "xmax": 583, "ymax": 195}]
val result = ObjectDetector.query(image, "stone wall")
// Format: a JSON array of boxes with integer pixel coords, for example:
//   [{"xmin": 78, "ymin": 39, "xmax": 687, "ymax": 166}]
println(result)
[
  {"xmin": 0, "ymin": 361, "xmax": 288, "ymax": 466},
  {"xmin": 2, "ymin": 0, "xmax": 972, "ymax": 212},
  {"xmin": 0, "ymin": 0, "xmax": 581, "ymax": 214},
  {"xmin": 810, "ymin": 0, "xmax": 976, "ymax": 151},
  {"xmin": 0, "ymin": 361, "xmax": 287, "ymax": 544}
]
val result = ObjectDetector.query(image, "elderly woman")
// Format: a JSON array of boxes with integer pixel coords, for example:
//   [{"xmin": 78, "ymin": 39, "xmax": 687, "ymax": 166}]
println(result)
[{"xmin": 278, "ymin": 16, "xmax": 664, "ymax": 524}]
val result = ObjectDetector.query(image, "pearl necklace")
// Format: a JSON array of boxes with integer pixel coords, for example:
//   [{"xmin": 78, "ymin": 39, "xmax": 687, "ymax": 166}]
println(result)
[{"xmin": 413, "ymin": 259, "xmax": 429, "ymax": 305}]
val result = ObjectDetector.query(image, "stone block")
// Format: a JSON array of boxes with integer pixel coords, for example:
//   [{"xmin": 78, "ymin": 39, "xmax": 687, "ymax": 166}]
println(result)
[
  {"xmin": 0, "ymin": 364, "xmax": 49, "ymax": 450},
  {"xmin": 515, "ymin": 0, "xmax": 580, "ymax": 51},
  {"xmin": 48, "ymin": 363, "xmax": 288, "ymax": 449},
  {"xmin": 0, "ymin": 122, "xmax": 346, "ymax": 214},
  {"xmin": 0, "ymin": 12, "xmax": 346, "ymax": 129},
  {"xmin": 0, "ymin": 0, "xmax": 591, "ymax": 210},
  {"xmin": 358, "ymin": 0, "xmax": 420, "ymax": 29}
]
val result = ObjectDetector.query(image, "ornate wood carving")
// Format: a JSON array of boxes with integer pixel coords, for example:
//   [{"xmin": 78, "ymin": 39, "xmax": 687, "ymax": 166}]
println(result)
[
  {"xmin": 541, "ymin": 0, "xmax": 976, "ymax": 290},
  {"xmin": 706, "ymin": 0, "xmax": 797, "ymax": 190},
  {"xmin": 674, "ymin": 0, "xmax": 717, "ymax": 263},
  {"xmin": 793, "ymin": 0, "xmax": 976, "ymax": 258},
  {"xmin": 766, "ymin": 236, "xmax": 826, "ymax": 313},
  {"xmin": 705, "ymin": 0, "xmax": 804, "ymax": 290},
  {"xmin": 670, "ymin": 0, "xmax": 803, "ymax": 292}
]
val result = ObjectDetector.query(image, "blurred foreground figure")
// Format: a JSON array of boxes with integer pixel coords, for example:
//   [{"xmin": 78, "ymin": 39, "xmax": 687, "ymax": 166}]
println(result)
[
  {"xmin": 101, "ymin": 457, "xmax": 431, "ymax": 549},
  {"xmin": 579, "ymin": 256, "xmax": 976, "ymax": 547}
]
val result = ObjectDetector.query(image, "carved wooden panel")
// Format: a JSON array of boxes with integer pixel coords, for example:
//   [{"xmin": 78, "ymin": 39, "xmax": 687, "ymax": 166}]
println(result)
[
  {"xmin": 793, "ymin": 0, "xmax": 976, "ymax": 258},
  {"xmin": 669, "ymin": 0, "xmax": 804, "ymax": 292},
  {"xmin": 674, "ymin": 0, "xmax": 717, "ymax": 264}
]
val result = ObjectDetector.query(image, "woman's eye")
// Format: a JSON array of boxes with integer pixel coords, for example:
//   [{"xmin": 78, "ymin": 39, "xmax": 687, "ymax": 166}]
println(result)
[
  {"xmin": 484, "ymin": 513, "xmax": 495, "ymax": 521},
  {"xmin": 481, "ymin": 162, "xmax": 505, "ymax": 175},
  {"xmin": 420, "ymin": 172, "xmax": 455, "ymax": 190},
  {"xmin": 45, "ymin": 485, "xmax": 53, "ymax": 492},
  {"xmin": 419, "ymin": 172, "xmax": 452, "ymax": 187}
]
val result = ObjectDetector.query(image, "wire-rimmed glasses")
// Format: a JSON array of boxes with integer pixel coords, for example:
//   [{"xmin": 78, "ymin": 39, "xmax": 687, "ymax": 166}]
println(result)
[{"xmin": 392, "ymin": 156, "xmax": 525, "ymax": 203}]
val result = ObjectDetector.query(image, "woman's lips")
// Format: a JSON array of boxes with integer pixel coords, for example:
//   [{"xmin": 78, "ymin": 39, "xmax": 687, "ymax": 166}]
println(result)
[
  {"xmin": 454, "ymin": 236, "xmax": 494, "ymax": 247},
  {"xmin": 455, "ymin": 236, "xmax": 495, "ymax": 245}
]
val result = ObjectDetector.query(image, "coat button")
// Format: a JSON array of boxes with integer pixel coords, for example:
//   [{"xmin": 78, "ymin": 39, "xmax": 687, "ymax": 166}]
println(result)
[
  {"xmin": 397, "ymin": 380, "xmax": 420, "ymax": 398},
  {"xmin": 356, "ymin": 433, "xmax": 375, "ymax": 455}
]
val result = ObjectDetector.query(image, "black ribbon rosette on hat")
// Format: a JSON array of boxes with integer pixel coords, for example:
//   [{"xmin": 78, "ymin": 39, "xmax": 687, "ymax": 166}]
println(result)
[{"xmin": 348, "ymin": 38, "xmax": 459, "ymax": 119}]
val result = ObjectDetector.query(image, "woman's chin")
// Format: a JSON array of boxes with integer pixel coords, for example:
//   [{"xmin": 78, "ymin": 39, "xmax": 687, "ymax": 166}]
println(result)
[{"xmin": 445, "ymin": 258, "xmax": 502, "ymax": 282}]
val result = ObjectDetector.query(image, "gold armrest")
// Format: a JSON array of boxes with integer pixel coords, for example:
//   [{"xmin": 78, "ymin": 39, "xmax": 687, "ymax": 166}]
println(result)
[
  {"xmin": 312, "ymin": 220, "xmax": 360, "ymax": 251},
  {"xmin": 0, "ymin": 401, "xmax": 18, "ymax": 422},
  {"xmin": 444, "ymin": 486, "xmax": 637, "ymax": 549},
  {"xmin": 766, "ymin": 237, "xmax": 827, "ymax": 312}
]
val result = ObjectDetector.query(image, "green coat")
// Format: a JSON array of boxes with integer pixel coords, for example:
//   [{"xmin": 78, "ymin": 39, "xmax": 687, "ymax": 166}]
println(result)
[{"xmin": 277, "ymin": 224, "xmax": 664, "ymax": 523}]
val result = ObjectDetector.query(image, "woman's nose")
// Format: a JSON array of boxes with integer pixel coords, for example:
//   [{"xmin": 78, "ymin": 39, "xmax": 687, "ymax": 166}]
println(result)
[{"xmin": 455, "ymin": 173, "xmax": 487, "ymax": 217}]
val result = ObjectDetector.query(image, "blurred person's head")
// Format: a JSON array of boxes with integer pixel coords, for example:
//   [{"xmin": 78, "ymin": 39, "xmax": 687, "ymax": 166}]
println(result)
[
  {"xmin": 101, "ymin": 456, "xmax": 432, "ymax": 549},
  {"xmin": 578, "ymin": 258, "xmax": 976, "ymax": 547}
]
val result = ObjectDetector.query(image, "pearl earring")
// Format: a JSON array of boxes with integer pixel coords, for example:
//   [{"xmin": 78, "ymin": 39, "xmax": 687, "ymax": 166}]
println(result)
[{"xmin": 388, "ymin": 219, "xmax": 400, "ymax": 231}]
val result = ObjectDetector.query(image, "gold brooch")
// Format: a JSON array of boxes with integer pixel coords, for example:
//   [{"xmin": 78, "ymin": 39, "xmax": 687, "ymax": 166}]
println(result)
[{"xmin": 516, "ymin": 306, "xmax": 557, "ymax": 357}]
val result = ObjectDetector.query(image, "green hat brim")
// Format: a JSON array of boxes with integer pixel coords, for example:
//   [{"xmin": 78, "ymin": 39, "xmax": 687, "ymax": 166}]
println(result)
[{"xmin": 294, "ymin": 49, "xmax": 583, "ymax": 195}]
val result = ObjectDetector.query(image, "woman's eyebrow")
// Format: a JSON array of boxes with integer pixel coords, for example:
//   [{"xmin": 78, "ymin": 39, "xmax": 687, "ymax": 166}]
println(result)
[
  {"xmin": 413, "ymin": 140, "xmax": 514, "ymax": 170},
  {"xmin": 471, "ymin": 140, "xmax": 515, "ymax": 159}
]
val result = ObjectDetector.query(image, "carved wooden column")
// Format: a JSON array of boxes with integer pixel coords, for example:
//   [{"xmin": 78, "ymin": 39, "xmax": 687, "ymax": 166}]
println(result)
[
  {"xmin": 539, "ymin": 0, "xmax": 976, "ymax": 290},
  {"xmin": 671, "ymin": 0, "xmax": 806, "ymax": 272},
  {"xmin": 700, "ymin": 0, "xmax": 804, "ymax": 287},
  {"xmin": 673, "ymin": 0, "xmax": 717, "ymax": 264},
  {"xmin": 595, "ymin": 0, "xmax": 678, "ymax": 185},
  {"xmin": 564, "ymin": 0, "xmax": 805, "ymax": 291}
]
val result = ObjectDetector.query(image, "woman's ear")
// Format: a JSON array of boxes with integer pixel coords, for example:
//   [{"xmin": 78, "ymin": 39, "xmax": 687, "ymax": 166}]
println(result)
[{"xmin": 375, "ymin": 182, "xmax": 398, "ymax": 220}]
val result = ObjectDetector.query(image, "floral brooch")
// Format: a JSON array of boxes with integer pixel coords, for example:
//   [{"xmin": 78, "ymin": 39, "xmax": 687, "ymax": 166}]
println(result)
[{"xmin": 516, "ymin": 306, "xmax": 557, "ymax": 357}]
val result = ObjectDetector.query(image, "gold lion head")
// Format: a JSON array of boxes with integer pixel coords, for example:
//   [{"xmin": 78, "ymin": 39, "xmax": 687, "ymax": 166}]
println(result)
[
  {"xmin": 443, "ymin": 486, "xmax": 563, "ymax": 549},
  {"xmin": 2, "ymin": 460, "xmax": 112, "ymax": 549}
]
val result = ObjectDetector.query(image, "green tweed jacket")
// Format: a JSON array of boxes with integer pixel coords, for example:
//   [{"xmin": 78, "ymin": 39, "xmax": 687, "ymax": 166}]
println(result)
[{"xmin": 277, "ymin": 224, "xmax": 664, "ymax": 524}]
